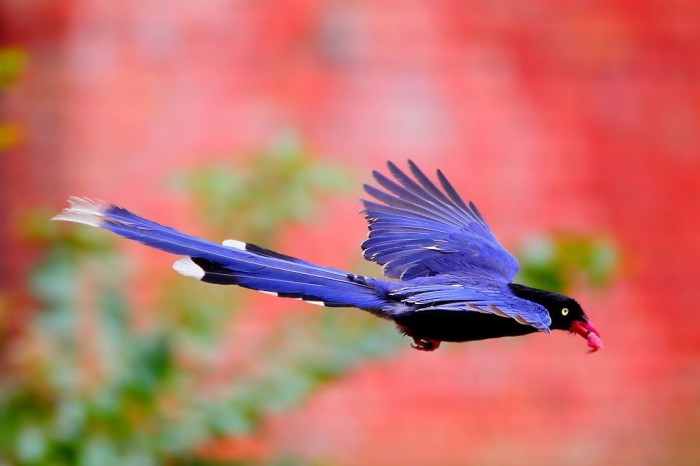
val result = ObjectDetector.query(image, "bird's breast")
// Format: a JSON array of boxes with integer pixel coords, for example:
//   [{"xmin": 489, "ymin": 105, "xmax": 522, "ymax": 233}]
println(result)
[{"xmin": 394, "ymin": 310, "xmax": 539, "ymax": 343}]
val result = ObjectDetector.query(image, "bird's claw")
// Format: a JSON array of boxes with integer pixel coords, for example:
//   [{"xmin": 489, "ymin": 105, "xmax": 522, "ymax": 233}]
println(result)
[{"xmin": 411, "ymin": 338, "xmax": 441, "ymax": 351}]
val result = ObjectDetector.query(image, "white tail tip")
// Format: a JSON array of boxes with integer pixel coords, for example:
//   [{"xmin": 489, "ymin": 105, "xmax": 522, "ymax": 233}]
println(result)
[
  {"xmin": 222, "ymin": 239, "xmax": 247, "ymax": 250},
  {"xmin": 52, "ymin": 196, "xmax": 109, "ymax": 227},
  {"xmin": 173, "ymin": 257, "xmax": 205, "ymax": 280}
]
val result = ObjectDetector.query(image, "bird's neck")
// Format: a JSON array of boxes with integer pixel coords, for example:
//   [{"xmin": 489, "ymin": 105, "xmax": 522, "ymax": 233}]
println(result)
[{"xmin": 508, "ymin": 283, "xmax": 564, "ymax": 307}]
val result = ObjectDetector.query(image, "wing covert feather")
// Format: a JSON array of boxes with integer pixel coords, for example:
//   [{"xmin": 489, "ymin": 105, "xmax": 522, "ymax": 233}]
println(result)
[{"xmin": 390, "ymin": 277, "xmax": 551, "ymax": 332}]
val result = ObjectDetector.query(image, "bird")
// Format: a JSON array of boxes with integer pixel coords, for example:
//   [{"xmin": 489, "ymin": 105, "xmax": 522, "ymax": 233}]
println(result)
[{"xmin": 53, "ymin": 161, "xmax": 602, "ymax": 352}]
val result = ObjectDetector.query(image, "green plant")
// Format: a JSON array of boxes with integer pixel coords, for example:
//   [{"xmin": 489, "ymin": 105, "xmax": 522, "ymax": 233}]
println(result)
[
  {"xmin": 0, "ymin": 47, "xmax": 27, "ymax": 151},
  {"xmin": 1, "ymin": 139, "xmax": 401, "ymax": 466},
  {"xmin": 1, "ymin": 135, "xmax": 619, "ymax": 465},
  {"xmin": 516, "ymin": 233, "xmax": 618, "ymax": 293}
]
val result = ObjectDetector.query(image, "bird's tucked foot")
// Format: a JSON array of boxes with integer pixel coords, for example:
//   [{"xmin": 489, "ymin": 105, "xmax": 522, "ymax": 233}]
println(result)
[{"xmin": 410, "ymin": 337, "xmax": 442, "ymax": 351}]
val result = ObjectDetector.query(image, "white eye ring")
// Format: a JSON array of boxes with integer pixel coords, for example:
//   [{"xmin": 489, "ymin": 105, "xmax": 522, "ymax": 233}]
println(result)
[{"xmin": 561, "ymin": 307, "xmax": 569, "ymax": 316}]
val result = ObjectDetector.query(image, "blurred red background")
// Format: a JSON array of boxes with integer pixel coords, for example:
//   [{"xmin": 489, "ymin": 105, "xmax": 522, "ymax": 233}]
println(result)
[{"xmin": 2, "ymin": 1, "xmax": 700, "ymax": 464}]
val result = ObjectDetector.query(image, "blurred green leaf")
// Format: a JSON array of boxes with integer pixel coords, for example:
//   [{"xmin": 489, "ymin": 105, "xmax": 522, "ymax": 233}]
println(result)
[
  {"xmin": 0, "ymin": 123, "xmax": 23, "ymax": 150},
  {"xmin": 170, "ymin": 132, "xmax": 352, "ymax": 244},
  {"xmin": 517, "ymin": 233, "xmax": 618, "ymax": 293},
  {"xmin": 4, "ymin": 137, "xmax": 618, "ymax": 465},
  {"xmin": 0, "ymin": 47, "xmax": 27, "ymax": 89},
  {"xmin": 3, "ymin": 139, "xmax": 396, "ymax": 465},
  {"xmin": 0, "ymin": 47, "xmax": 26, "ymax": 154},
  {"xmin": 17, "ymin": 425, "xmax": 46, "ymax": 462}
]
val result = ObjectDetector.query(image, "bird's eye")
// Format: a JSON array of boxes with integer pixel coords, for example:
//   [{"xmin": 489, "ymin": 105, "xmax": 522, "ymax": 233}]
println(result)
[{"xmin": 561, "ymin": 307, "xmax": 569, "ymax": 316}]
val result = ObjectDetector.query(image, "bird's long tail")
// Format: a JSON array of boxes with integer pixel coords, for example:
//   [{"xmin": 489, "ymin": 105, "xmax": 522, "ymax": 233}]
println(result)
[{"xmin": 53, "ymin": 197, "xmax": 389, "ymax": 310}]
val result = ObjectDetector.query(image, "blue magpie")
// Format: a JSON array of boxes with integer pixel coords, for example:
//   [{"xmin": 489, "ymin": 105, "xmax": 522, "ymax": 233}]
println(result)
[{"xmin": 54, "ymin": 161, "xmax": 602, "ymax": 352}]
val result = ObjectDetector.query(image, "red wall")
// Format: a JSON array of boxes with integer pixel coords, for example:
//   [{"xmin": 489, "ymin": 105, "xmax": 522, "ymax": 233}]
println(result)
[{"xmin": 3, "ymin": 1, "xmax": 700, "ymax": 464}]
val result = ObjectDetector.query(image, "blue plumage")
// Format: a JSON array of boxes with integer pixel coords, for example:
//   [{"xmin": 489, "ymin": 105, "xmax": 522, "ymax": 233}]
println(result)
[
  {"xmin": 388, "ymin": 279, "xmax": 550, "ymax": 330},
  {"xmin": 53, "ymin": 199, "xmax": 388, "ymax": 310},
  {"xmin": 361, "ymin": 161, "xmax": 519, "ymax": 281},
  {"xmin": 54, "ymin": 161, "xmax": 603, "ymax": 352}
]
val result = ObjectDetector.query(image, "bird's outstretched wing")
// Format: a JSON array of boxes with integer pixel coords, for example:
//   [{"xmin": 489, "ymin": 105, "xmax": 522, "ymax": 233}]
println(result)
[
  {"xmin": 361, "ymin": 161, "xmax": 520, "ymax": 282},
  {"xmin": 390, "ymin": 278, "xmax": 551, "ymax": 332}
]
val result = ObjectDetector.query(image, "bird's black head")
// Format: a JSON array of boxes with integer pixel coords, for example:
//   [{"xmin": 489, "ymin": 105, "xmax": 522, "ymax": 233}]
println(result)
[{"xmin": 508, "ymin": 283, "xmax": 602, "ymax": 352}]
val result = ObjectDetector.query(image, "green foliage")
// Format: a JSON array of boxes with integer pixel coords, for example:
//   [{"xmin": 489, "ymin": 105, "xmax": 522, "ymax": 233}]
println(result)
[
  {"xmin": 170, "ymin": 132, "xmax": 352, "ymax": 245},
  {"xmin": 516, "ymin": 233, "xmax": 618, "ymax": 293},
  {"xmin": 1, "ymin": 142, "xmax": 400, "ymax": 466},
  {"xmin": 0, "ymin": 47, "xmax": 27, "ymax": 89},
  {"xmin": 1, "ymin": 134, "xmax": 618, "ymax": 465},
  {"xmin": 0, "ymin": 47, "xmax": 28, "ymax": 150}
]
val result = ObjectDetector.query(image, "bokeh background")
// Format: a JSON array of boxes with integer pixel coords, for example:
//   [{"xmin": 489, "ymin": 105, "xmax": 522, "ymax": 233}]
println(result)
[{"xmin": 2, "ymin": 1, "xmax": 700, "ymax": 465}]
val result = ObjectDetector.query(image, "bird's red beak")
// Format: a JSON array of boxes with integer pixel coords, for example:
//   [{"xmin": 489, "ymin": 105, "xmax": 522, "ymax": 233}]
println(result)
[{"xmin": 570, "ymin": 320, "xmax": 603, "ymax": 353}]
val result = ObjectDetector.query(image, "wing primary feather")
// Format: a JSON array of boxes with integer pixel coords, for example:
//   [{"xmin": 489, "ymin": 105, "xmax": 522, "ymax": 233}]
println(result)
[
  {"xmin": 387, "ymin": 162, "xmax": 464, "ymax": 213},
  {"xmin": 436, "ymin": 169, "xmax": 471, "ymax": 212},
  {"xmin": 407, "ymin": 160, "xmax": 454, "ymax": 204},
  {"xmin": 371, "ymin": 173, "xmax": 450, "ymax": 218},
  {"xmin": 373, "ymin": 170, "xmax": 436, "ymax": 206},
  {"xmin": 390, "ymin": 162, "xmax": 476, "ymax": 227},
  {"xmin": 468, "ymin": 201, "xmax": 487, "ymax": 223},
  {"xmin": 366, "ymin": 178, "xmax": 445, "ymax": 221},
  {"xmin": 361, "ymin": 160, "xmax": 521, "ymax": 282},
  {"xmin": 363, "ymin": 236, "xmax": 444, "ymax": 250},
  {"xmin": 372, "ymin": 171, "xmax": 465, "ymax": 225},
  {"xmin": 362, "ymin": 201, "xmax": 463, "ymax": 230},
  {"xmin": 363, "ymin": 185, "xmax": 462, "ymax": 228}
]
